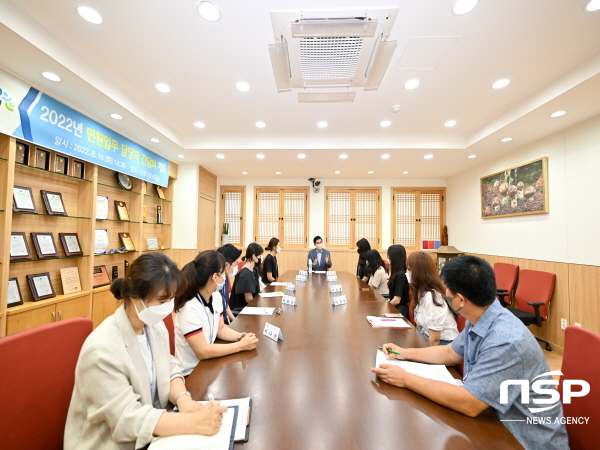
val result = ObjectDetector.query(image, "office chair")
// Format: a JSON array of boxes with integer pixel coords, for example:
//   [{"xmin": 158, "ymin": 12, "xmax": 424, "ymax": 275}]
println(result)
[
  {"xmin": 494, "ymin": 262, "xmax": 519, "ymax": 307},
  {"xmin": 163, "ymin": 313, "xmax": 176, "ymax": 356},
  {"xmin": 509, "ymin": 269, "xmax": 556, "ymax": 351}
]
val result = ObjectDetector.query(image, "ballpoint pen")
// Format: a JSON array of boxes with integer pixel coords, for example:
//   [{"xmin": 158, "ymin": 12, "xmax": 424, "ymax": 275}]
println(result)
[
  {"xmin": 264, "ymin": 308, "xmax": 268, "ymax": 314},
  {"xmin": 378, "ymin": 346, "xmax": 402, "ymax": 356},
  {"xmin": 207, "ymin": 392, "xmax": 215, "ymax": 406}
]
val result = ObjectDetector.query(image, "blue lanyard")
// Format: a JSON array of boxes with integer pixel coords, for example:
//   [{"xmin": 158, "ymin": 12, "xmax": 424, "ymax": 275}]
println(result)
[{"xmin": 143, "ymin": 327, "xmax": 156, "ymax": 397}]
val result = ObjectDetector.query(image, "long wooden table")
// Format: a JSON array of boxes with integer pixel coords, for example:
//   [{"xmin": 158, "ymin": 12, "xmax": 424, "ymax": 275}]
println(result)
[{"xmin": 185, "ymin": 271, "xmax": 522, "ymax": 449}]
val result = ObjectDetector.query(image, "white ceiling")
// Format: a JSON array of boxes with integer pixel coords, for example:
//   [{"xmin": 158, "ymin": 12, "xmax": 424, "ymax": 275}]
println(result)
[{"xmin": 1, "ymin": 0, "xmax": 600, "ymax": 179}]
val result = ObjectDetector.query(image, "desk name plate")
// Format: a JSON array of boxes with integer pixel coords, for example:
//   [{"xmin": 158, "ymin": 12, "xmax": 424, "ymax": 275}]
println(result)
[
  {"xmin": 332, "ymin": 295, "xmax": 348, "ymax": 306},
  {"xmin": 298, "ymin": 270, "xmax": 308, "ymax": 276},
  {"xmin": 285, "ymin": 283, "xmax": 295, "ymax": 291},
  {"xmin": 329, "ymin": 284, "xmax": 343, "ymax": 293},
  {"xmin": 263, "ymin": 322, "xmax": 284, "ymax": 341},
  {"xmin": 282, "ymin": 295, "xmax": 297, "ymax": 306},
  {"xmin": 326, "ymin": 275, "xmax": 338, "ymax": 282},
  {"xmin": 296, "ymin": 275, "xmax": 307, "ymax": 282}
]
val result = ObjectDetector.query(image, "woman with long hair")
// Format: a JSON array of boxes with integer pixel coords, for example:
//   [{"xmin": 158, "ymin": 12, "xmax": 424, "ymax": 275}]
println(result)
[
  {"xmin": 216, "ymin": 244, "xmax": 243, "ymax": 324},
  {"xmin": 230, "ymin": 243, "xmax": 264, "ymax": 314},
  {"xmin": 65, "ymin": 253, "xmax": 226, "ymax": 449},
  {"xmin": 407, "ymin": 251, "xmax": 458, "ymax": 345},
  {"xmin": 261, "ymin": 237, "xmax": 280, "ymax": 285},
  {"xmin": 174, "ymin": 250, "xmax": 259, "ymax": 376},
  {"xmin": 387, "ymin": 244, "xmax": 410, "ymax": 316},
  {"xmin": 356, "ymin": 238, "xmax": 371, "ymax": 282},
  {"xmin": 365, "ymin": 249, "xmax": 389, "ymax": 296}
]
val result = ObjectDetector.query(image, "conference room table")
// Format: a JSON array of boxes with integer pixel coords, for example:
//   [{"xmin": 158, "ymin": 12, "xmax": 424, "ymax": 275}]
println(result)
[{"xmin": 185, "ymin": 270, "xmax": 522, "ymax": 449}]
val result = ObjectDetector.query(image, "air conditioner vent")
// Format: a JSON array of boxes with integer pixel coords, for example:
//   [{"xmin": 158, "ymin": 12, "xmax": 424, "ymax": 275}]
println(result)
[{"xmin": 300, "ymin": 37, "xmax": 363, "ymax": 80}]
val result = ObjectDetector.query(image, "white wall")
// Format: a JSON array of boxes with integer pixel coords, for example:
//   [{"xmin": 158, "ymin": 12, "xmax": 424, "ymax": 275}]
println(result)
[
  {"xmin": 446, "ymin": 114, "xmax": 600, "ymax": 266},
  {"xmin": 172, "ymin": 163, "xmax": 199, "ymax": 249},
  {"xmin": 216, "ymin": 177, "xmax": 446, "ymax": 248}
]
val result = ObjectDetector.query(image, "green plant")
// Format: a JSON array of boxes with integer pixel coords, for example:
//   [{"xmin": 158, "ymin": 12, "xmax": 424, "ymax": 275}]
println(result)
[{"xmin": 221, "ymin": 223, "xmax": 229, "ymax": 235}]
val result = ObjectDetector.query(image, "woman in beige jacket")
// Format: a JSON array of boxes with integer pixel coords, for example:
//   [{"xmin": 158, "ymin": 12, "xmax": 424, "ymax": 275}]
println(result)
[{"xmin": 64, "ymin": 253, "xmax": 227, "ymax": 449}]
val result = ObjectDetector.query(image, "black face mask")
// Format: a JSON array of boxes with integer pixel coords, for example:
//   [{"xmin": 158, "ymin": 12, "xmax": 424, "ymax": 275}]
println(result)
[{"xmin": 445, "ymin": 295, "xmax": 463, "ymax": 316}]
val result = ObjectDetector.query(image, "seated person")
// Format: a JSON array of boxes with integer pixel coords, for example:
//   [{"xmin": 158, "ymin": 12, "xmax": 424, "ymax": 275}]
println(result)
[
  {"xmin": 366, "ymin": 249, "xmax": 389, "ymax": 296},
  {"xmin": 386, "ymin": 244, "xmax": 410, "ymax": 317},
  {"xmin": 356, "ymin": 238, "xmax": 371, "ymax": 282},
  {"xmin": 371, "ymin": 256, "xmax": 568, "ymax": 450},
  {"xmin": 217, "ymin": 244, "xmax": 242, "ymax": 324},
  {"xmin": 407, "ymin": 251, "xmax": 458, "ymax": 345},
  {"xmin": 230, "ymin": 243, "xmax": 263, "ymax": 314},
  {"xmin": 307, "ymin": 236, "xmax": 332, "ymax": 271},
  {"xmin": 65, "ymin": 253, "xmax": 226, "ymax": 449},
  {"xmin": 261, "ymin": 237, "xmax": 280, "ymax": 285}
]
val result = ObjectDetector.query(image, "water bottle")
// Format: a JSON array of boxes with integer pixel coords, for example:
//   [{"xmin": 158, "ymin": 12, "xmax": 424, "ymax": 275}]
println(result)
[{"xmin": 308, "ymin": 258, "xmax": 313, "ymax": 274}]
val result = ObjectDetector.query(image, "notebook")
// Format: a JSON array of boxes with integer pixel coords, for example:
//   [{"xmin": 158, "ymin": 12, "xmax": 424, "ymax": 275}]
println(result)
[
  {"xmin": 197, "ymin": 398, "xmax": 252, "ymax": 442},
  {"xmin": 375, "ymin": 351, "xmax": 458, "ymax": 385},
  {"xmin": 366, "ymin": 316, "xmax": 412, "ymax": 328}
]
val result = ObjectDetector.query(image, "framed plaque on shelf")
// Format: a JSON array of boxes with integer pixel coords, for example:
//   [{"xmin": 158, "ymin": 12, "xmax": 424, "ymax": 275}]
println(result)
[
  {"xmin": 34, "ymin": 148, "xmax": 50, "ymax": 170},
  {"xmin": 13, "ymin": 186, "xmax": 37, "ymax": 213},
  {"xmin": 55, "ymin": 154, "xmax": 69, "ymax": 174},
  {"xmin": 72, "ymin": 160, "xmax": 85, "ymax": 179},
  {"xmin": 116, "ymin": 172, "xmax": 133, "ymax": 191},
  {"xmin": 41, "ymin": 190, "xmax": 68, "ymax": 216},
  {"xmin": 59, "ymin": 232, "xmax": 83, "ymax": 257},
  {"xmin": 119, "ymin": 232, "xmax": 136, "ymax": 251},
  {"xmin": 16, "ymin": 142, "xmax": 29, "ymax": 164},
  {"xmin": 115, "ymin": 201, "xmax": 130, "ymax": 221},
  {"xmin": 26, "ymin": 272, "xmax": 56, "ymax": 301},
  {"xmin": 10, "ymin": 232, "xmax": 32, "ymax": 261},
  {"xmin": 93, "ymin": 265, "xmax": 111, "ymax": 288},
  {"xmin": 7, "ymin": 277, "xmax": 24, "ymax": 307},
  {"xmin": 31, "ymin": 232, "xmax": 59, "ymax": 259},
  {"xmin": 60, "ymin": 267, "xmax": 82, "ymax": 294},
  {"xmin": 147, "ymin": 237, "xmax": 159, "ymax": 250},
  {"xmin": 155, "ymin": 185, "xmax": 166, "ymax": 199}
]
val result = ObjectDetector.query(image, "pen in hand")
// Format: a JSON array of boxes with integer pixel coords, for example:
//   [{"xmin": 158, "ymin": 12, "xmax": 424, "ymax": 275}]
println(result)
[
  {"xmin": 378, "ymin": 346, "xmax": 401, "ymax": 356},
  {"xmin": 207, "ymin": 392, "xmax": 215, "ymax": 406}
]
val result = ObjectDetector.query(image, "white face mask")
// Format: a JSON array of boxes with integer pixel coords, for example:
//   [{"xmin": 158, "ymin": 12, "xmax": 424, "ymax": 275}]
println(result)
[
  {"xmin": 229, "ymin": 264, "xmax": 238, "ymax": 278},
  {"xmin": 134, "ymin": 299, "xmax": 174, "ymax": 327},
  {"xmin": 316, "ymin": 243, "xmax": 323, "ymax": 250},
  {"xmin": 215, "ymin": 273, "xmax": 226, "ymax": 291},
  {"xmin": 276, "ymin": 246, "xmax": 281, "ymax": 253}
]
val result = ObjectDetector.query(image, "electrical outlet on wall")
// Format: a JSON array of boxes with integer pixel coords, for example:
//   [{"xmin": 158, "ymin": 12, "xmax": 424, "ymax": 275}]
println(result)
[
  {"xmin": 574, "ymin": 322, "xmax": 582, "ymax": 327},
  {"xmin": 560, "ymin": 318, "xmax": 567, "ymax": 330}
]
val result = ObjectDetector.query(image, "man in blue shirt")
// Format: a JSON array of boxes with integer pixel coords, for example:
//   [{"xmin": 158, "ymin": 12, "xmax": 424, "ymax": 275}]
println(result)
[
  {"xmin": 307, "ymin": 236, "xmax": 332, "ymax": 271},
  {"xmin": 372, "ymin": 255, "xmax": 569, "ymax": 450}
]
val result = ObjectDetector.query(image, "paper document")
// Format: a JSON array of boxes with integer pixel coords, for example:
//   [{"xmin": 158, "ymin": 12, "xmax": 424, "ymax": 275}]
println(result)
[
  {"xmin": 238, "ymin": 307, "xmax": 275, "ymax": 315},
  {"xmin": 258, "ymin": 291, "xmax": 285, "ymax": 297},
  {"xmin": 375, "ymin": 351, "xmax": 457, "ymax": 385},
  {"xmin": 366, "ymin": 316, "xmax": 411, "ymax": 328},
  {"xmin": 268, "ymin": 282, "xmax": 288, "ymax": 286},
  {"xmin": 149, "ymin": 406, "xmax": 236, "ymax": 450},
  {"xmin": 198, "ymin": 398, "xmax": 251, "ymax": 442},
  {"xmin": 314, "ymin": 270, "xmax": 327, "ymax": 274}
]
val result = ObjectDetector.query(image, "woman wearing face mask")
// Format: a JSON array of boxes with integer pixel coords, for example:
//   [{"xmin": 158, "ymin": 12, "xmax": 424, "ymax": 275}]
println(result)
[
  {"xmin": 356, "ymin": 238, "xmax": 371, "ymax": 283},
  {"xmin": 217, "ymin": 244, "xmax": 242, "ymax": 324},
  {"xmin": 387, "ymin": 244, "xmax": 410, "ymax": 317},
  {"xmin": 175, "ymin": 250, "xmax": 259, "ymax": 376},
  {"xmin": 230, "ymin": 243, "xmax": 263, "ymax": 314},
  {"xmin": 65, "ymin": 253, "xmax": 227, "ymax": 450},
  {"xmin": 261, "ymin": 237, "xmax": 280, "ymax": 285},
  {"xmin": 366, "ymin": 249, "xmax": 389, "ymax": 296}
]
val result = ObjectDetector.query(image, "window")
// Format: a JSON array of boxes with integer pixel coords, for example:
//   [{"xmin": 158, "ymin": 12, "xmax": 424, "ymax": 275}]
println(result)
[
  {"xmin": 220, "ymin": 187, "xmax": 245, "ymax": 246},
  {"xmin": 255, "ymin": 188, "xmax": 308, "ymax": 248},
  {"xmin": 325, "ymin": 188, "xmax": 380, "ymax": 248},
  {"xmin": 392, "ymin": 189, "xmax": 445, "ymax": 250}
]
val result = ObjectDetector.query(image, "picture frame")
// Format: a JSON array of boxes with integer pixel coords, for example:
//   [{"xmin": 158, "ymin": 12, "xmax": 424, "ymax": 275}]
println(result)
[
  {"xmin": 72, "ymin": 160, "xmax": 85, "ymax": 179},
  {"xmin": 55, "ymin": 154, "xmax": 69, "ymax": 175},
  {"xmin": 30, "ymin": 232, "xmax": 59, "ymax": 259},
  {"xmin": 147, "ymin": 237, "xmax": 159, "ymax": 251},
  {"xmin": 115, "ymin": 200, "xmax": 130, "ymax": 221},
  {"xmin": 7, "ymin": 277, "xmax": 24, "ymax": 307},
  {"xmin": 93, "ymin": 265, "xmax": 111, "ymax": 288},
  {"xmin": 10, "ymin": 232, "xmax": 32, "ymax": 261},
  {"xmin": 34, "ymin": 148, "xmax": 50, "ymax": 170},
  {"xmin": 118, "ymin": 232, "xmax": 136, "ymax": 251},
  {"xmin": 116, "ymin": 172, "xmax": 133, "ymax": 191},
  {"xmin": 59, "ymin": 232, "xmax": 83, "ymax": 257},
  {"xmin": 41, "ymin": 190, "xmax": 68, "ymax": 216},
  {"xmin": 26, "ymin": 272, "xmax": 56, "ymax": 301},
  {"xmin": 16, "ymin": 142, "xmax": 29, "ymax": 165},
  {"xmin": 12, "ymin": 185, "xmax": 37, "ymax": 213},
  {"xmin": 60, "ymin": 267, "xmax": 82, "ymax": 295},
  {"xmin": 481, "ymin": 157, "xmax": 549, "ymax": 219},
  {"xmin": 155, "ymin": 185, "xmax": 166, "ymax": 199}
]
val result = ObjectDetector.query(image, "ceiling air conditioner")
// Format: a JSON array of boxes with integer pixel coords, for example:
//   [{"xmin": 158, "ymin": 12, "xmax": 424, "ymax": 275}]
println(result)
[{"xmin": 269, "ymin": 7, "xmax": 399, "ymax": 102}]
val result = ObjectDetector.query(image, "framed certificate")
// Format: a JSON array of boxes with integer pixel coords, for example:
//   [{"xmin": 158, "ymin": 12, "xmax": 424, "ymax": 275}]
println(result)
[
  {"xmin": 41, "ymin": 190, "xmax": 67, "ymax": 216},
  {"xmin": 96, "ymin": 196, "xmax": 109, "ymax": 220},
  {"xmin": 35, "ymin": 148, "xmax": 50, "ymax": 170},
  {"xmin": 116, "ymin": 172, "xmax": 133, "ymax": 191},
  {"xmin": 59, "ymin": 232, "xmax": 83, "ymax": 257},
  {"xmin": 72, "ymin": 160, "xmax": 85, "ymax": 179},
  {"xmin": 10, "ymin": 232, "xmax": 32, "ymax": 261},
  {"xmin": 115, "ymin": 201, "xmax": 130, "ymax": 221},
  {"xmin": 155, "ymin": 185, "xmax": 166, "ymax": 199},
  {"xmin": 60, "ymin": 267, "xmax": 82, "ymax": 294},
  {"xmin": 147, "ymin": 237, "xmax": 159, "ymax": 250},
  {"xmin": 93, "ymin": 265, "xmax": 111, "ymax": 288},
  {"xmin": 31, "ymin": 232, "xmax": 59, "ymax": 259},
  {"xmin": 26, "ymin": 272, "xmax": 56, "ymax": 301},
  {"xmin": 16, "ymin": 142, "xmax": 29, "ymax": 164},
  {"xmin": 7, "ymin": 278, "xmax": 24, "ymax": 307},
  {"xmin": 55, "ymin": 154, "xmax": 69, "ymax": 174},
  {"xmin": 13, "ymin": 186, "xmax": 37, "ymax": 213},
  {"xmin": 119, "ymin": 233, "xmax": 136, "ymax": 251}
]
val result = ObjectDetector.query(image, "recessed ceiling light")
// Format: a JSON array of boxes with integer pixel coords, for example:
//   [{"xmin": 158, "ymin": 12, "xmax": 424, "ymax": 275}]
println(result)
[
  {"xmin": 255, "ymin": 121, "xmax": 266, "ymax": 128},
  {"xmin": 150, "ymin": 138, "xmax": 160, "ymax": 143},
  {"xmin": 155, "ymin": 83, "xmax": 170, "ymax": 93},
  {"xmin": 492, "ymin": 78, "xmax": 510, "ymax": 89},
  {"xmin": 586, "ymin": 0, "xmax": 600, "ymax": 12},
  {"xmin": 298, "ymin": 154, "xmax": 306, "ymax": 159},
  {"xmin": 403, "ymin": 171, "xmax": 409, "ymax": 174},
  {"xmin": 368, "ymin": 171, "xmax": 374, "ymax": 174},
  {"xmin": 194, "ymin": 121, "xmax": 206, "ymax": 129},
  {"xmin": 317, "ymin": 121, "xmax": 328, "ymax": 128},
  {"xmin": 236, "ymin": 81, "xmax": 250, "ymax": 92},
  {"xmin": 550, "ymin": 110, "xmax": 567, "ymax": 117},
  {"xmin": 404, "ymin": 79, "xmax": 420, "ymax": 90},
  {"xmin": 216, "ymin": 154, "xmax": 225, "ymax": 159},
  {"xmin": 381, "ymin": 154, "xmax": 390, "ymax": 159},
  {"xmin": 444, "ymin": 120, "xmax": 457, "ymax": 127},
  {"xmin": 42, "ymin": 72, "xmax": 61, "ymax": 82},
  {"xmin": 334, "ymin": 171, "xmax": 340, "ymax": 174},
  {"xmin": 380, "ymin": 120, "xmax": 391, "ymax": 128},
  {"xmin": 110, "ymin": 113, "xmax": 123, "ymax": 120},
  {"xmin": 424, "ymin": 154, "xmax": 434, "ymax": 159},
  {"xmin": 339, "ymin": 154, "xmax": 348, "ymax": 159},
  {"xmin": 242, "ymin": 171, "xmax": 248, "ymax": 174},
  {"xmin": 468, "ymin": 155, "xmax": 477, "ymax": 159},
  {"xmin": 77, "ymin": 6, "xmax": 103, "ymax": 24},
  {"xmin": 276, "ymin": 172, "xmax": 281, "ymax": 175},
  {"xmin": 257, "ymin": 154, "xmax": 265, "ymax": 159},
  {"xmin": 501, "ymin": 137, "xmax": 513, "ymax": 142},
  {"xmin": 391, "ymin": 105, "xmax": 401, "ymax": 113},
  {"xmin": 177, "ymin": 154, "xmax": 185, "ymax": 159},
  {"xmin": 197, "ymin": 1, "xmax": 221, "ymax": 21},
  {"xmin": 452, "ymin": 0, "xmax": 479, "ymax": 16}
]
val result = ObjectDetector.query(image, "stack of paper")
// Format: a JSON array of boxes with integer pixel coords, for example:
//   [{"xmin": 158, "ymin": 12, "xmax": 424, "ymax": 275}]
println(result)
[
  {"xmin": 375, "ymin": 351, "xmax": 457, "ymax": 385},
  {"xmin": 238, "ymin": 307, "xmax": 275, "ymax": 315},
  {"xmin": 268, "ymin": 282, "xmax": 288, "ymax": 286},
  {"xmin": 258, "ymin": 291, "xmax": 285, "ymax": 297},
  {"xmin": 366, "ymin": 316, "xmax": 411, "ymax": 328}
]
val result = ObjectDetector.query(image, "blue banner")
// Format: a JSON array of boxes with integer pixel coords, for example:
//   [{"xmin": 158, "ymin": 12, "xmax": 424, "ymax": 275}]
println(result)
[{"xmin": 0, "ymin": 69, "xmax": 169, "ymax": 186}]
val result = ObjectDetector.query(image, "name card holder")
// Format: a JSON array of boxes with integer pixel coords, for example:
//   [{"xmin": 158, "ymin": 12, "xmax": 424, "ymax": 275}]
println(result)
[
  {"xmin": 328, "ymin": 271, "xmax": 337, "ymax": 276},
  {"xmin": 326, "ymin": 275, "xmax": 338, "ymax": 282},
  {"xmin": 285, "ymin": 283, "xmax": 296, "ymax": 291},
  {"xmin": 263, "ymin": 322, "xmax": 284, "ymax": 341},
  {"xmin": 332, "ymin": 295, "xmax": 347, "ymax": 306},
  {"xmin": 296, "ymin": 275, "xmax": 307, "ymax": 282},
  {"xmin": 329, "ymin": 284, "xmax": 342, "ymax": 293},
  {"xmin": 282, "ymin": 295, "xmax": 297, "ymax": 306},
  {"xmin": 299, "ymin": 270, "xmax": 308, "ymax": 276}
]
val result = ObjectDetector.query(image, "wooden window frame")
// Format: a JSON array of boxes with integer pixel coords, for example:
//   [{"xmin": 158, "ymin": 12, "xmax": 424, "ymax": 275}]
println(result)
[{"xmin": 220, "ymin": 186, "xmax": 246, "ymax": 247}]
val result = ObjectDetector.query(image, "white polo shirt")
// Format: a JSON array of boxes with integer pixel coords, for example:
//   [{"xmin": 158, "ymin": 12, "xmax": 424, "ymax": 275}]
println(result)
[{"xmin": 175, "ymin": 291, "xmax": 223, "ymax": 376}]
